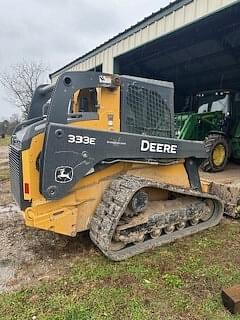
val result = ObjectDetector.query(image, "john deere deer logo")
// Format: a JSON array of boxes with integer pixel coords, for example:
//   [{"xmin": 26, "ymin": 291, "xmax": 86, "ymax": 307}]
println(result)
[{"xmin": 55, "ymin": 166, "xmax": 73, "ymax": 183}]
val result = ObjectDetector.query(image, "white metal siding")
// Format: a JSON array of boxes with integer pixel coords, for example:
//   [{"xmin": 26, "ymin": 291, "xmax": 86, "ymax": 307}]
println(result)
[{"xmin": 51, "ymin": 0, "xmax": 238, "ymax": 81}]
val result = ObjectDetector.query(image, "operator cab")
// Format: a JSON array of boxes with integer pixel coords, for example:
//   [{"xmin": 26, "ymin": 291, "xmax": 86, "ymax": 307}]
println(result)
[{"xmin": 196, "ymin": 91, "xmax": 230, "ymax": 115}]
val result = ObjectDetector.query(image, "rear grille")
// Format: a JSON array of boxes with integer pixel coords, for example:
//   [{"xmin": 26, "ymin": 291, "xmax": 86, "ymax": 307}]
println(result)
[
  {"xmin": 9, "ymin": 145, "xmax": 26, "ymax": 209},
  {"xmin": 125, "ymin": 84, "xmax": 172, "ymax": 137}
]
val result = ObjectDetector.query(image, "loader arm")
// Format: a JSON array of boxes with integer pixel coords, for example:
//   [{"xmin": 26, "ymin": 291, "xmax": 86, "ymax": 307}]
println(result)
[
  {"xmin": 41, "ymin": 123, "xmax": 206, "ymax": 200},
  {"xmin": 39, "ymin": 72, "xmax": 206, "ymax": 200}
]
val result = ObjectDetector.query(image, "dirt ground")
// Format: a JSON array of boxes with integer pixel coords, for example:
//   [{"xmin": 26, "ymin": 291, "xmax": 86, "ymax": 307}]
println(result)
[
  {"xmin": 0, "ymin": 146, "xmax": 8, "ymax": 171},
  {"xmin": 0, "ymin": 146, "xmax": 97, "ymax": 293},
  {"xmin": 201, "ymin": 163, "xmax": 240, "ymax": 185}
]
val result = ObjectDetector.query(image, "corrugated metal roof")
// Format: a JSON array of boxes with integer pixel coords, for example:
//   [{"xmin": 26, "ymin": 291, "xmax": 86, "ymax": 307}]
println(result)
[{"xmin": 50, "ymin": 0, "xmax": 192, "ymax": 79}]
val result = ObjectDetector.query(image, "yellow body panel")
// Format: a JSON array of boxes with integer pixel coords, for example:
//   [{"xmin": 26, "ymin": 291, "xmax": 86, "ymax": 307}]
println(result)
[
  {"xmin": 71, "ymin": 87, "xmax": 120, "ymax": 132},
  {"xmin": 23, "ymin": 132, "xmax": 191, "ymax": 237},
  {"xmin": 22, "ymin": 133, "xmax": 45, "ymax": 202}
]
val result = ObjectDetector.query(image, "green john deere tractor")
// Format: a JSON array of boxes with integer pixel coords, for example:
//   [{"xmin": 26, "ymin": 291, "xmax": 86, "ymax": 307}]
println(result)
[{"xmin": 176, "ymin": 90, "xmax": 240, "ymax": 172}]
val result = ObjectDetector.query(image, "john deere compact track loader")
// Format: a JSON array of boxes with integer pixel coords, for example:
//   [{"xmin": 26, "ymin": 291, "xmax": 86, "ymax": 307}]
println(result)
[{"xmin": 9, "ymin": 72, "xmax": 223, "ymax": 261}]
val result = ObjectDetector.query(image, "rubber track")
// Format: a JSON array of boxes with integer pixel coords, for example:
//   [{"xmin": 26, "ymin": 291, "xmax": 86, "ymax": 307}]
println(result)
[{"xmin": 90, "ymin": 175, "xmax": 224, "ymax": 261}]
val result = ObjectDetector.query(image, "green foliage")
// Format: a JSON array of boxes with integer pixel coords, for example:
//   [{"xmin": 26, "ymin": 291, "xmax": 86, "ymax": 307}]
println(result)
[{"xmin": 162, "ymin": 273, "xmax": 183, "ymax": 288}]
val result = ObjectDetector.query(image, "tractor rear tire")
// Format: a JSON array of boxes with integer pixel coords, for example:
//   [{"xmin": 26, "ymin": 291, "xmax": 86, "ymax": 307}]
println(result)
[{"xmin": 201, "ymin": 134, "xmax": 229, "ymax": 172}]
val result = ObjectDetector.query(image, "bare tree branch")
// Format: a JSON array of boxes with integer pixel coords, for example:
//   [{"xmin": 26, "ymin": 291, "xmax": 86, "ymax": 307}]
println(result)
[{"xmin": 0, "ymin": 61, "xmax": 49, "ymax": 119}]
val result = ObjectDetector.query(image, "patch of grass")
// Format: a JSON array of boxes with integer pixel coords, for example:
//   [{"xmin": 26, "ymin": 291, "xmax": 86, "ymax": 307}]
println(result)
[
  {"xmin": 178, "ymin": 256, "xmax": 203, "ymax": 274},
  {"xmin": 0, "ymin": 135, "xmax": 10, "ymax": 146},
  {"xmin": 0, "ymin": 168, "xmax": 9, "ymax": 181},
  {"xmin": 64, "ymin": 304, "xmax": 94, "ymax": 320},
  {"xmin": 196, "ymin": 236, "xmax": 224, "ymax": 248},
  {"xmin": 173, "ymin": 294, "xmax": 192, "ymax": 312},
  {"xmin": 201, "ymin": 296, "xmax": 221, "ymax": 314},
  {"xmin": 203, "ymin": 264, "xmax": 240, "ymax": 287},
  {"xmin": 127, "ymin": 263, "xmax": 158, "ymax": 281},
  {"xmin": 70, "ymin": 257, "xmax": 122, "ymax": 282},
  {"xmin": 2, "ymin": 220, "xmax": 240, "ymax": 319},
  {"xmin": 57, "ymin": 289, "xmax": 148, "ymax": 320},
  {"xmin": 199, "ymin": 296, "xmax": 240, "ymax": 320},
  {"xmin": 128, "ymin": 299, "xmax": 149, "ymax": 320},
  {"xmin": 162, "ymin": 273, "xmax": 183, "ymax": 288}
]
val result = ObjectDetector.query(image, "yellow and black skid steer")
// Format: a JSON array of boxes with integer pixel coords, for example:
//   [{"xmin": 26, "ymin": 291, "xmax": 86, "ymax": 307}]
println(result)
[{"xmin": 9, "ymin": 71, "xmax": 224, "ymax": 261}]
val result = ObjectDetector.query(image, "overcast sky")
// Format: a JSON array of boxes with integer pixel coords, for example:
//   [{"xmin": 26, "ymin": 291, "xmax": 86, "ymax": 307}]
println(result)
[{"xmin": 0, "ymin": 0, "xmax": 170, "ymax": 119}]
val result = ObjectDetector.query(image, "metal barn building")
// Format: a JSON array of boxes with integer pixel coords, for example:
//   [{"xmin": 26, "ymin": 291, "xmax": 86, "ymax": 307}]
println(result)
[{"xmin": 50, "ymin": 0, "xmax": 240, "ymax": 108}]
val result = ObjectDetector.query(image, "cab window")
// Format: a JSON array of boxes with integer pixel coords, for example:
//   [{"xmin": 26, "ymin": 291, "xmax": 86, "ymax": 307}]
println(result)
[{"xmin": 69, "ymin": 88, "xmax": 99, "ymax": 117}]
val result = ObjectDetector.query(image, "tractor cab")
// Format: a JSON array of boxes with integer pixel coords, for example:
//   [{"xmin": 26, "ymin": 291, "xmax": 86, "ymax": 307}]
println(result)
[
  {"xmin": 196, "ymin": 91, "xmax": 230, "ymax": 114},
  {"xmin": 195, "ymin": 90, "xmax": 231, "ymax": 135}
]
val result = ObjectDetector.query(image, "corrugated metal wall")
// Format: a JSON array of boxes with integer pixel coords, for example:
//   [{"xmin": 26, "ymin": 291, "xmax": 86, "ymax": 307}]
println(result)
[{"xmin": 51, "ymin": 0, "xmax": 238, "ymax": 81}]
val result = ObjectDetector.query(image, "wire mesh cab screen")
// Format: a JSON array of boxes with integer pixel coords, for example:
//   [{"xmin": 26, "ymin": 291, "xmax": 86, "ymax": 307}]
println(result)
[{"xmin": 120, "ymin": 76, "xmax": 174, "ymax": 138}]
